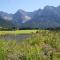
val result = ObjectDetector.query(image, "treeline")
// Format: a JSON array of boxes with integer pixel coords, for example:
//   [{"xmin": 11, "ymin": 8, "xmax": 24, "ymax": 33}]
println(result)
[
  {"xmin": 0, "ymin": 27, "xmax": 17, "ymax": 31},
  {"xmin": 0, "ymin": 27, "xmax": 60, "ymax": 31},
  {"xmin": 46, "ymin": 27, "xmax": 60, "ymax": 31},
  {"xmin": 0, "ymin": 27, "xmax": 39, "ymax": 31}
]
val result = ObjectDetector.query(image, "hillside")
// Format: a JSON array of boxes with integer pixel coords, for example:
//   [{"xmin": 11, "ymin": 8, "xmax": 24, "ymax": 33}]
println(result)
[{"xmin": 0, "ymin": 17, "xmax": 15, "ymax": 28}]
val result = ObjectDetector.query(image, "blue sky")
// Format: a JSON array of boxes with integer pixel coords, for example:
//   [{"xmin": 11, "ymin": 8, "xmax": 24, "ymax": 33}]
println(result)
[{"xmin": 0, "ymin": 0, "xmax": 60, "ymax": 13}]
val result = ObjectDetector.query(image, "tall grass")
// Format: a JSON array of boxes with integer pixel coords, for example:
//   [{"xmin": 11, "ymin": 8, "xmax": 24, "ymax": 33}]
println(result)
[{"xmin": 0, "ymin": 30, "xmax": 60, "ymax": 60}]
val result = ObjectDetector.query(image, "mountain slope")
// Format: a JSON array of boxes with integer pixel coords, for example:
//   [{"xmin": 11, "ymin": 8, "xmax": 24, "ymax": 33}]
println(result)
[
  {"xmin": 0, "ymin": 6, "xmax": 60, "ymax": 29},
  {"xmin": 0, "ymin": 17, "xmax": 15, "ymax": 28},
  {"xmin": 21, "ymin": 6, "xmax": 60, "ymax": 29}
]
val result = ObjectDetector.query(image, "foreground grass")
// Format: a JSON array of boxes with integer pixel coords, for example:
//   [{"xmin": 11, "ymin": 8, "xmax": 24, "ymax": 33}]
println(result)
[{"xmin": 0, "ymin": 30, "xmax": 60, "ymax": 60}]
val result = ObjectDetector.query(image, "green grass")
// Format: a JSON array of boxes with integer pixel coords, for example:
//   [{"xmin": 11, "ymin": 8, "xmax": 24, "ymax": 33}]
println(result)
[
  {"xmin": 0, "ymin": 30, "xmax": 37, "ymax": 35},
  {"xmin": 0, "ymin": 30, "xmax": 60, "ymax": 60}
]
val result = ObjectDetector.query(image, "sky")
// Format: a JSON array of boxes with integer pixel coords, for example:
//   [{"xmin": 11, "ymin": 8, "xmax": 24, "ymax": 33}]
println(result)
[{"xmin": 0, "ymin": 0, "xmax": 60, "ymax": 13}]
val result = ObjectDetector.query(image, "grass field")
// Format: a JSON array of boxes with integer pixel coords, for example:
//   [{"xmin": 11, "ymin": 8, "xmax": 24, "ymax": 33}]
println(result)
[
  {"xmin": 0, "ymin": 30, "xmax": 37, "ymax": 35},
  {"xmin": 0, "ymin": 30, "xmax": 60, "ymax": 60}
]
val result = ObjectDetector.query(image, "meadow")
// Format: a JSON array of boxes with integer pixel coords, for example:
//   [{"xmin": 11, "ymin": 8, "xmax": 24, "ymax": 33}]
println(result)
[
  {"xmin": 0, "ymin": 30, "xmax": 60, "ymax": 60},
  {"xmin": 0, "ymin": 30, "xmax": 37, "ymax": 35}
]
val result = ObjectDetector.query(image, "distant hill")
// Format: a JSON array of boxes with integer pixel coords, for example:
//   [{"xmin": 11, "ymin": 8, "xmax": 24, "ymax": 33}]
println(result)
[
  {"xmin": 0, "ymin": 17, "xmax": 15, "ymax": 29},
  {"xmin": 0, "ymin": 6, "xmax": 60, "ymax": 29}
]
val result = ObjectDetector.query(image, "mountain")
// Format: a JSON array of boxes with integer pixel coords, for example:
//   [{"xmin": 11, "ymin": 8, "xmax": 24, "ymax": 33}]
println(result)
[
  {"xmin": 13, "ymin": 9, "xmax": 31, "ymax": 23},
  {"xmin": 0, "ymin": 11, "xmax": 13, "ymax": 20},
  {"xmin": 0, "ymin": 6, "xmax": 60, "ymax": 29},
  {"xmin": 0, "ymin": 17, "xmax": 15, "ymax": 28},
  {"xmin": 22, "ymin": 6, "xmax": 60, "ymax": 29}
]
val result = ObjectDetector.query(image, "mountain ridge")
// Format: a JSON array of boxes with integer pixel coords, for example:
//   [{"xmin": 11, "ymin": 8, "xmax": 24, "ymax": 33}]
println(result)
[{"xmin": 0, "ymin": 6, "xmax": 60, "ymax": 29}]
